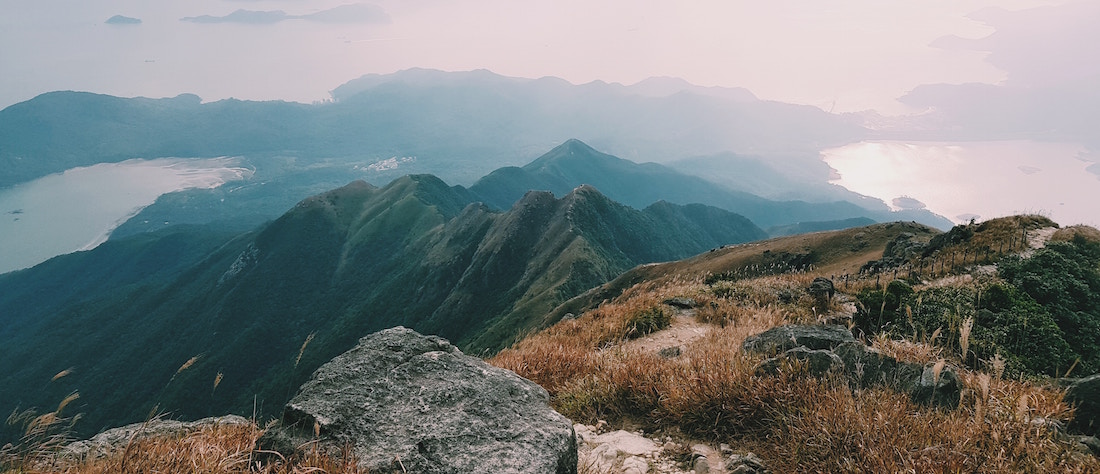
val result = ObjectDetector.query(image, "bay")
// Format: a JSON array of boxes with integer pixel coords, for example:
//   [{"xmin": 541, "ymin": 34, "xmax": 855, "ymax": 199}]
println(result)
[
  {"xmin": 822, "ymin": 140, "xmax": 1100, "ymax": 228},
  {"xmin": 0, "ymin": 157, "xmax": 252, "ymax": 274}
]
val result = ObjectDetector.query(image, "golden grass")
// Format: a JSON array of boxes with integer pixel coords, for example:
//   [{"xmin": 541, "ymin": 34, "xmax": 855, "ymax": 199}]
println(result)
[
  {"xmin": 490, "ymin": 273, "xmax": 1100, "ymax": 473},
  {"xmin": 2, "ymin": 421, "xmax": 360, "ymax": 474},
  {"xmin": 8, "ymin": 258, "xmax": 1098, "ymax": 473},
  {"xmin": 1052, "ymin": 224, "xmax": 1100, "ymax": 244}
]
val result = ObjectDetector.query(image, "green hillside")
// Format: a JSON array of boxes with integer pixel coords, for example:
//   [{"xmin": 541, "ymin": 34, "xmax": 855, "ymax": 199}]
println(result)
[
  {"xmin": 0, "ymin": 175, "xmax": 764, "ymax": 441},
  {"xmin": 470, "ymin": 139, "xmax": 952, "ymax": 230}
]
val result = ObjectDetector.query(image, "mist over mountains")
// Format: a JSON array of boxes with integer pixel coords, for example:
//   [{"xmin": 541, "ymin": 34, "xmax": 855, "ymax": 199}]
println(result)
[
  {"xmin": 0, "ymin": 69, "xmax": 953, "ymax": 246},
  {"xmin": 0, "ymin": 68, "xmax": 861, "ymax": 190}
]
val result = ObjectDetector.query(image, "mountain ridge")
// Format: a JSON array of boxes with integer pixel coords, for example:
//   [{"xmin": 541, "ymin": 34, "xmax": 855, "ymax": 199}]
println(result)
[{"xmin": 0, "ymin": 171, "xmax": 765, "ymax": 439}]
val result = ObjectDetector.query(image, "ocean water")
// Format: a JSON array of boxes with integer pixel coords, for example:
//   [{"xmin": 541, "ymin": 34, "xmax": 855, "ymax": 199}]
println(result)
[
  {"xmin": 0, "ymin": 157, "xmax": 252, "ymax": 274},
  {"xmin": 822, "ymin": 140, "xmax": 1100, "ymax": 227}
]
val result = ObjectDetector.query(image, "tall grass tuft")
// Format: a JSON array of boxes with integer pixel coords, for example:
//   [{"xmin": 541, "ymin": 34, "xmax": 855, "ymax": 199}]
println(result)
[
  {"xmin": 295, "ymin": 332, "xmax": 315, "ymax": 369},
  {"xmin": 50, "ymin": 368, "xmax": 74, "ymax": 383},
  {"xmin": 170, "ymin": 354, "xmax": 202, "ymax": 382},
  {"xmin": 960, "ymin": 315, "xmax": 974, "ymax": 362}
]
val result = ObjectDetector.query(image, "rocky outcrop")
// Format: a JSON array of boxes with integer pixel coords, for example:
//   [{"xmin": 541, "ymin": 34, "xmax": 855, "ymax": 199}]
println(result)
[
  {"xmin": 62, "ymin": 415, "xmax": 251, "ymax": 460},
  {"xmin": 746, "ymin": 325, "xmax": 961, "ymax": 408},
  {"xmin": 833, "ymin": 341, "xmax": 960, "ymax": 408},
  {"xmin": 807, "ymin": 277, "xmax": 835, "ymax": 308},
  {"xmin": 742, "ymin": 324, "xmax": 856, "ymax": 355},
  {"xmin": 1065, "ymin": 374, "xmax": 1100, "ymax": 435},
  {"xmin": 260, "ymin": 327, "xmax": 577, "ymax": 474},
  {"xmin": 755, "ymin": 346, "xmax": 845, "ymax": 377}
]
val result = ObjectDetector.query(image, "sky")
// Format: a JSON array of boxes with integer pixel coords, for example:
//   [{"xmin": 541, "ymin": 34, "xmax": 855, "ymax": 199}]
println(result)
[{"xmin": 0, "ymin": 0, "xmax": 1083, "ymax": 114}]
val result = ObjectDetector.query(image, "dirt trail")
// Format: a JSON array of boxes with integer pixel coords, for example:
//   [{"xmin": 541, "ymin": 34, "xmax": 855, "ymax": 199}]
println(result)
[{"xmin": 620, "ymin": 309, "xmax": 709, "ymax": 355}]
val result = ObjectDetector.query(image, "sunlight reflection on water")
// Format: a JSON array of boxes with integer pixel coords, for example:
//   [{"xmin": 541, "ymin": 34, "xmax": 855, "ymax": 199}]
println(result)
[{"xmin": 822, "ymin": 140, "xmax": 1100, "ymax": 227}]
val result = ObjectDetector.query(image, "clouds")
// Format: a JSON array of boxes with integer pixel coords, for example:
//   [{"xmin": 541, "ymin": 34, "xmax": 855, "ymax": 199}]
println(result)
[
  {"xmin": 903, "ymin": 1, "xmax": 1100, "ymax": 147},
  {"xmin": 180, "ymin": 3, "xmax": 389, "ymax": 25},
  {"xmin": 931, "ymin": 1, "xmax": 1100, "ymax": 87}
]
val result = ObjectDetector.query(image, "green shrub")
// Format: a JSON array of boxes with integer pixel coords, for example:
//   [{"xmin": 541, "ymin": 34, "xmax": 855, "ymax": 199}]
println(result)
[
  {"xmin": 853, "ymin": 279, "xmax": 914, "ymax": 336},
  {"xmin": 625, "ymin": 305, "xmax": 672, "ymax": 339},
  {"xmin": 998, "ymin": 238, "xmax": 1100, "ymax": 375}
]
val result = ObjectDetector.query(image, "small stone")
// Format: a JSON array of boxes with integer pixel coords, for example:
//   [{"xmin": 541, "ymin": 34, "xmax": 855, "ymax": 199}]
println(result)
[
  {"xmin": 692, "ymin": 454, "xmax": 709, "ymax": 474},
  {"xmin": 664, "ymin": 297, "xmax": 698, "ymax": 309},
  {"xmin": 621, "ymin": 456, "xmax": 649, "ymax": 474},
  {"xmin": 719, "ymin": 443, "xmax": 732, "ymax": 455},
  {"xmin": 659, "ymin": 345, "xmax": 683, "ymax": 358}
]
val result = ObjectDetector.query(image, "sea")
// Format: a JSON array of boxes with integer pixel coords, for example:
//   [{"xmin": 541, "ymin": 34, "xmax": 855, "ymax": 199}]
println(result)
[
  {"xmin": 822, "ymin": 140, "xmax": 1100, "ymax": 228},
  {"xmin": 0, "ymin": 157, "xmax": 252, "ymax": 274}
]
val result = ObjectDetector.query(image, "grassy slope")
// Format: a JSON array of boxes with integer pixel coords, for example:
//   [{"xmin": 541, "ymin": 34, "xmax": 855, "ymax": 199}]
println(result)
[
  {"xmin": 490, "ymin": 217, "xmax": 1100, "ymax": 473},
  {"xmin": 6, "ymin": 217, "xmax": 1100, "ymax": 473},
  {"xmin": 0, "ymin": 176, "xmax": 766, "ymax": 440}
]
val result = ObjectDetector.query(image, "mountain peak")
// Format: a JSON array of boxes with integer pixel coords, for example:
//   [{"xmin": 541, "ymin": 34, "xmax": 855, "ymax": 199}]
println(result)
[
  {"xmin": 523, "ymin": 139, "xmax": 610, "ymax": 172},
  {"xmin": 556, "ymin": 138, "xmax": 597, "ymax": 155}
]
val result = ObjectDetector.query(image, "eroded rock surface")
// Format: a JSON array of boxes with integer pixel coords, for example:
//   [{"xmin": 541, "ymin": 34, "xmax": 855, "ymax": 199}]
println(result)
[
  {"xmin": 62, "ymin": 415, "xmax": 250, "ymax": 460},
  {"xmin": 742, "ymin": 324, "xmax": 855, "ymax": 355},
  {"xmin": 746, "ymin": 325, "xmax": 961, "ymax": 408},
  {"xmin": 261, "ymin": 327, "xmax": 577, "ymax": 473}
]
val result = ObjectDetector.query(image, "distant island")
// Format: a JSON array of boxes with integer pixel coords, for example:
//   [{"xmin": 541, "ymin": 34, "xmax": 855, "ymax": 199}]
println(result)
[{"xmin": 105, "ymin": 15, "xmax": 141, "ymax": 25}]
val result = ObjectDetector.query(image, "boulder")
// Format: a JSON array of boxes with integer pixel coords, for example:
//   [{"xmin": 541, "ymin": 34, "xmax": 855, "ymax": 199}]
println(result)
[
  {"xmin": 1079, "ymin": 435, "xmax": 1100, "ymax": 456},
  {"xmin": 260, "ymin": 327, "xmax": 577, "ymax": 473},
  {"xmin": 1066, "ymin": 374, "xmax": 1100, "ymax": 435},
  {"xmin": 808, "ymin": 277, "xmax": 835, "ymax": 307},
  {"xmin": 909, "ymin": 364, "xmax": 962, "ymax": 408},
  {"xmin": 62, "ymin": 415, "xmax": 250, "ymax": 460},
  {"xmin": 742, "ymin": 324, "xmax": 855, "ymax": 355},
  {"xmin": 657, "ymin": 345, "xmax": 683, "ymax": 359},
  {"xmin": 754, "ymin": 347, "xmax": 844, "ymax": 377},
  {"xmin": 834, "ymin": 342, "xmax": 961, "ymax": 408},
  {"xmin": 745, "ymin": 329, "xmax": 961, "ymax": 408},
  {"xmin": 727, "ymin": 452, "xmax": 768, "ymax": 473}
]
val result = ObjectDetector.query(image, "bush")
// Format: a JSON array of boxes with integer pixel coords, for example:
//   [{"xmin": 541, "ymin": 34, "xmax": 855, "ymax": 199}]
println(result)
[
  {"xmin": 853, "ymin": 279, "xmax": 914, "ymax": 336},
  {"xmin": 998, "ymin": 239, "xmax": 1100, "ymax": 375},
  {"xmin": 857, "ymin": 279, "xmax": 1080, "ymax": 378},
  {"xmin": 625, "ymin": 305, "xmax": 671, "ymax": 339}
]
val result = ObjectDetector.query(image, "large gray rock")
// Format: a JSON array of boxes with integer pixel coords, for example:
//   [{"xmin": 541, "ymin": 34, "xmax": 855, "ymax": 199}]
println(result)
[
  {"xmin": 260, "ymin": 327, "xmax": 577, "ymax": 474},
  {"xmin": 1066, "ymin": 374, "xmax": 1100, "ymax": 435},
  {"xmin": 62, "ymin": 415, "xmax": 251, "ymax": 460},
  {"xmin": 743, "ymin": 326, "xmax": 961, "ymax": 408},
  {"xmin": 834, "ymin": 341, "xmax": 961, "ymax": 408},
  {"xmin": 755, "ymin": 346, "xmax": 844, "ymax": 377},
  {"xmin": 742, "ymin": 324, "xmax": 856, "ymax": 355}
]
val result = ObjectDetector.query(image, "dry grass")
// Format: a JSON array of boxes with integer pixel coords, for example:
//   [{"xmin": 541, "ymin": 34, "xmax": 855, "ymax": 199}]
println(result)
[
  {"xmin": 491, "ymin": 272, "xmax": 1100, "ymax": 473},
  {"xmin": 2, "ymin": 420, "xmax": 360, "ymax": 474},
  {"xmin": 1052, "ymin": 224, "xmax": 1100, "ymax": 244},
  {"xmin": 8, "ymin": 256, "xmax": 1098, "ymax": 473}
]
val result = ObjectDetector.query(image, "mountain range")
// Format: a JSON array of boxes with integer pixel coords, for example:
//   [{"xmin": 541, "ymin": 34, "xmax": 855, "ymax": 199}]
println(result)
[
  {"xmin": 1, "ymin": 69, "xmax": 953, "ymax": 240},
  {"xmin": 0, "ymin": 155, "xmax": 766, "ymax": 439}
]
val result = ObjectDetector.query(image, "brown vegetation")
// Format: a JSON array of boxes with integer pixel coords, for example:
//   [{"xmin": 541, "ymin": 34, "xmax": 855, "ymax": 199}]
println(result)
[
  {"xmin": 2, "ymin": 417, "xmax": 358, "ymax": 474},
  {"xmin": 7, "ymin": 218, "xmax": 1098, "ymax": 473},
  {"xmin": 491, "ymin": 271, "xmax": 1100, "ymax": 473}
]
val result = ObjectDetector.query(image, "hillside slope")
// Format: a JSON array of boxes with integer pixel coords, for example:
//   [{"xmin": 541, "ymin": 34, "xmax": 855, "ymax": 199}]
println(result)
[
  {"xmin": 470, "ymin": 139, "xmax": 953, "ymax": 230},
  {"xmin": 0, "ymin": 175, "xmax": 764, "ymax": 440}
]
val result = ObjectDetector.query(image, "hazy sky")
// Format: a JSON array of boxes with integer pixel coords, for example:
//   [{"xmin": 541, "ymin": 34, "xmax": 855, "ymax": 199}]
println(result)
[{"xmin": 0, "ymin": 0, "xmax": 1082, "ymax": 113}]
